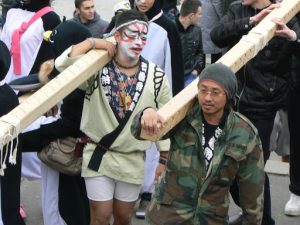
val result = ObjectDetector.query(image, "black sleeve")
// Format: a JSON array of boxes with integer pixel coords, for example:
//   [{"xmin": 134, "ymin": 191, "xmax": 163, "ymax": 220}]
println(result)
[
  {"xmin": 290, "ymin": 16, "xmax": 300, "ymax": 59},
  {"xmin": 162, "ymin": 17, "xmax": 184, "ymax": 95},
  {"xmin": 193, "ymin": 29, "xmax": 205, "ymax": 73},
  {"xmin": 105, "ymin": 16, "xmax": 116, "ymax": 34},
  {"xmin": 0, "ymin": 85, "xmax": 19, "ymax": 116},
  {"xmin": 210, "ymin": 4, "xmax": 252, "ymax": 48}
]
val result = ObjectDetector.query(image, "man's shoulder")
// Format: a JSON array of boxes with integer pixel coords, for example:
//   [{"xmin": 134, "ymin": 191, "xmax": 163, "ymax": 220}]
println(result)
[
  {"xmin": 232, "ymin": 111, "xmax": 258, "ymax": 132},
  {"xmin": 145, "ymin": 59, "xmax": 166, "ymax": 75},
  {"xmin": 190, "ymin": 24, "xmax": 202, "ymax": 35},
  {"xmin": 229, "ymin": 111, "xmax": 260, "ymax": 141},
  {"xmin": 226, "ymin": 0, "xmax": 245, "ymax": 12},
  {"xmin": 226, "ymin": 111, "xmax": 262, "ymax": 155},
  {"xmin": 229, "ymin": 0, "xmax": 243, "ymax": 8},
  {"xmin": 155, "ymin": 14, "xmax": 177, "ymax": 33},
  {"xmin": 94, "ymin": 12, "xmax": 109, "ymax": 26}
]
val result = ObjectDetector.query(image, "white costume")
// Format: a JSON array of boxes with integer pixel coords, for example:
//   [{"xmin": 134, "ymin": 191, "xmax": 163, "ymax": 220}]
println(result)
[
  {"xmin": 141, "ymin": 16, "xmax": 173, "ymax": 194},
  {"xmin": 0, "ymin": 8, "xmax": 65, "ymax": 225}
]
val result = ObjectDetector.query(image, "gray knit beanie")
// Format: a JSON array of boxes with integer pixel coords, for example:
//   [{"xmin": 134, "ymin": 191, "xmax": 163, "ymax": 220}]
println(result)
[{"xmin": 198, "ymin": 63, "xmax": 237, "ymax": 104}]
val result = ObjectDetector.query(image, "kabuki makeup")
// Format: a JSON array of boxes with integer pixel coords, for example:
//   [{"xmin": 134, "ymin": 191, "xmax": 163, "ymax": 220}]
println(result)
[{"xmin": 118, "ymin": 22, "xmax": 148, "ymax": 60}]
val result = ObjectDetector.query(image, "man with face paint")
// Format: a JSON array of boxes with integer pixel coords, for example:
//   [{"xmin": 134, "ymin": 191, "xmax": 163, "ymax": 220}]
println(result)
[{"xmin": 55, "ymin": 9, "xmax": 172, "ymax": 225}]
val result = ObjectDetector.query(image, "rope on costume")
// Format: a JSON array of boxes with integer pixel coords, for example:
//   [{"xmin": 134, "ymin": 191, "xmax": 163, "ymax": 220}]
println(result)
[{"xmin": 0, "ymin": 115, "xmax": 21, "ymax": 175}]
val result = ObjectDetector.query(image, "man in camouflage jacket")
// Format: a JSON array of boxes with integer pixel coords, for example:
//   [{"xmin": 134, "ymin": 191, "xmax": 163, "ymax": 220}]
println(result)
[{"xmin": 132, "ymin": 63, "xmax": 264, "ymax": 225}]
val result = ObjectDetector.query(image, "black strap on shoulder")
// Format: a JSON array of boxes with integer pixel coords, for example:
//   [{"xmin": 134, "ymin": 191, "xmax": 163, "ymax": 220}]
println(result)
[
  {"xmin": 87, "ymin": 58, "xmax": 149, "ymax": 171},
  {"xmin": 87, "ymin": 113, "xmax": 131, "ymax": 171}
]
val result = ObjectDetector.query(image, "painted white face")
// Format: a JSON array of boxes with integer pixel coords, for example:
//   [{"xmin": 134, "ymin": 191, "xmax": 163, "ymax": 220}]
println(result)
[{"xmin": 118, "ymin": 22, "xmax": 148, "ymax": 60}]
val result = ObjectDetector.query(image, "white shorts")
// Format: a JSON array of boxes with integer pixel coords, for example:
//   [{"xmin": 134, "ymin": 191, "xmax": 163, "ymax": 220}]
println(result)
[{"xmin": 84, "ymin": 176, "xmax": 141, "ymax": 202}]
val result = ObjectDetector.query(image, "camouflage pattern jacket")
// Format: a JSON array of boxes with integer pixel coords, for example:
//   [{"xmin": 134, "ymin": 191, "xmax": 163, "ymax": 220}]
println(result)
[{"xmin": 132, "ymin": 105, "xmax": 264, "ymax": 225}]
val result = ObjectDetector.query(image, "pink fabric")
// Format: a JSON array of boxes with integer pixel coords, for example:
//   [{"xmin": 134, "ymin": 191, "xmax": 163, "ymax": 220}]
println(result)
[{"xmin": 10, "ymin": 6, "xmax": 53, "ymax": 75}]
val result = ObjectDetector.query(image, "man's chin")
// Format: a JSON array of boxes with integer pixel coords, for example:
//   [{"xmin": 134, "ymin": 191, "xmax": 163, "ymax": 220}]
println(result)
[
  {"xmin": 128, "ymin": 54, "xmax": 141, "ymax": 61},
  {"xmin": 137, "ymin": 6, "xmax": 149, "ymax": 13},
  {"xmin": 201, "ymin": 108, "xmax": 217, "ymax": 115}
]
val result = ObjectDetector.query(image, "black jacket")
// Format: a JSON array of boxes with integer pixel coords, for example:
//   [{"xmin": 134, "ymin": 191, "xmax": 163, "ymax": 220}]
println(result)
[
  {"xmin": 210, "ymin": 1, "xmax": 300, "ymax": 119},
  {"xmin": 175, "ymin": 17, "xmax": 204, "ymax": 75}
]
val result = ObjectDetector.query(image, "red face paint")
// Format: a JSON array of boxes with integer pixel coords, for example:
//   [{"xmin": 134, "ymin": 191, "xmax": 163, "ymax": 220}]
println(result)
[{"xmin": 118, "ymin": 23, "xmax": 148, "ymax": 59}]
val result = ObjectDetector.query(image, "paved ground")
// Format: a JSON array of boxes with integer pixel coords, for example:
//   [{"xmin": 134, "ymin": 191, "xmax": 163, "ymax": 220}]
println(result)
[
  {"xmin": 20, "ymin": 161, "xmax": 300, "ymax": 225},
  {"xmin": 3, "ymin": 0, "xmax": 300, "ymax": 224}
]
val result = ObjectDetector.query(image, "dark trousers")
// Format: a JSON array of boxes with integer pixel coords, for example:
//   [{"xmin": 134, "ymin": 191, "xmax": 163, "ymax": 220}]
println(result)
[
  {"xmin": 288, "ymin": 86, "xmax": 300, "ymax": 196},
  {"xmin": 59, "ymin": 174, "xmax": 90, "ymax": 225},
  {"xmin": 230, "ymin": 113, "xmax": 276, "ymax": 225},
  {"xmin": 1, "ymin": 142, "xmax": 25, "ymax": 225}
]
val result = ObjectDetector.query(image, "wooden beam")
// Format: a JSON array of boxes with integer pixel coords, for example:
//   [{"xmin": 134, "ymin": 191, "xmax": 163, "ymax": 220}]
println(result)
[
  {"xmin": 140, "ymin": 0, "xmax": 300, "ymax": 141},
  {"xmin": 0, "ymin": 0, "xmax": 300, "ymax": 146},
  {"xmin": 0, "ymin": 39, "xmax": 114, "ymax": 147}
]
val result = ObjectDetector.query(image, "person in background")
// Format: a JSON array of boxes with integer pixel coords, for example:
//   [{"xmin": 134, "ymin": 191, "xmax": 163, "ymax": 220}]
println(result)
[
  {"xmin": 71, "ymin": 0, "xmax": 108, "ymax": 38},
  {"xmin": 0, "ymin": 40, "xmax": 25, "ymax": 225},
  {"xmin": 1, "ymin": 1, "xmax": 61, "ymax": 224},
  {"xmin": 132, "ymin": 0, "xmax": 185, "ymax": 219},
  {"xmin": 285, "ymin": 12, "xmax": 300, "ymax": 214},
  {"xmin": 106, "ymin": 0, "xmax": 131, "ymax": 33},
  {"xmin": 210, "ymin": 0, "xmax": 300, "ymax": 224},
  {"xmin": 21, "ymin": 21, "xmax": 93, "ymax": 225},
  {"xmin": 269, "ymin": 109, "xmax": 290, "ymax": 162},
  {"xmin": 162, "ymin": 0, "xmax": 179, "ymax": 20},
  {"xmin": 175, "ymin": 0, "xmax": 204, "ymax": 87},
  {"xmin": 199, "ymin": 0, "xmax": 236, "ymax": 63}
]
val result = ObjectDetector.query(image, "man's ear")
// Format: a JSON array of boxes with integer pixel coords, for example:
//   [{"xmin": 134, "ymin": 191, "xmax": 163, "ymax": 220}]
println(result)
[
  {"xmin": 75, "ymin": 8, "xmax": 80, "ymax": 14},
  {"xmin": 189, "ymin": 13, "xmax": 194, "ymax": 20},
  {"xmin": 114, "ymin": 31, "xmax": 122, "ymax": 42}
]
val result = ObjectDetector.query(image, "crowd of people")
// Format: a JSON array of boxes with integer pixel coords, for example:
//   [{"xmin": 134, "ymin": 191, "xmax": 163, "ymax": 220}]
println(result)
[{"xmin": 0, "ymin": 0, "xmax": 300, "ymax": 225}]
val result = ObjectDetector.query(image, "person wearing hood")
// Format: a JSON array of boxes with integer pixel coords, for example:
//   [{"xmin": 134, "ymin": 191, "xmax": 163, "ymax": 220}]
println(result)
[
  {"xmin": 21, "ymin": 21, "xmax": 93, "ymax": 225},
  {"xmin": 71, "ymin": 0, "xmax": 108, "ymax": 38},
  {"xmin": 133, "ymin": 0, "xmax": 183, "ymax": 109},
  {"xmin": 0, "ymin": 40, "xmax": 25, "ymax": 225},
  {"xmin": 131, "ymin": 0, "xmax": 184, "ymax": 219},
  {"xmin": 1, "ymin": 0, "xmax": 61, "ymax": 224},
  {"xmin": 161, "ymin": 0, "xmax": 179, "ymax": 20}
]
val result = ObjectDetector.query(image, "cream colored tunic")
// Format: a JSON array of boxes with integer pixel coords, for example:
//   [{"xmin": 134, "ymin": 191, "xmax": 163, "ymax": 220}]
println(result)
[{"xmin": 56, "ymin": 47, "xmax": 171, "ymax": 184}]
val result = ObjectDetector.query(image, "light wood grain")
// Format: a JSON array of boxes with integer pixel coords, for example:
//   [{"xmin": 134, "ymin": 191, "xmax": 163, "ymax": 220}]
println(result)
[{"xmin": 140, "ymin": 0, "xmax": 300, "ymax": 141}]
